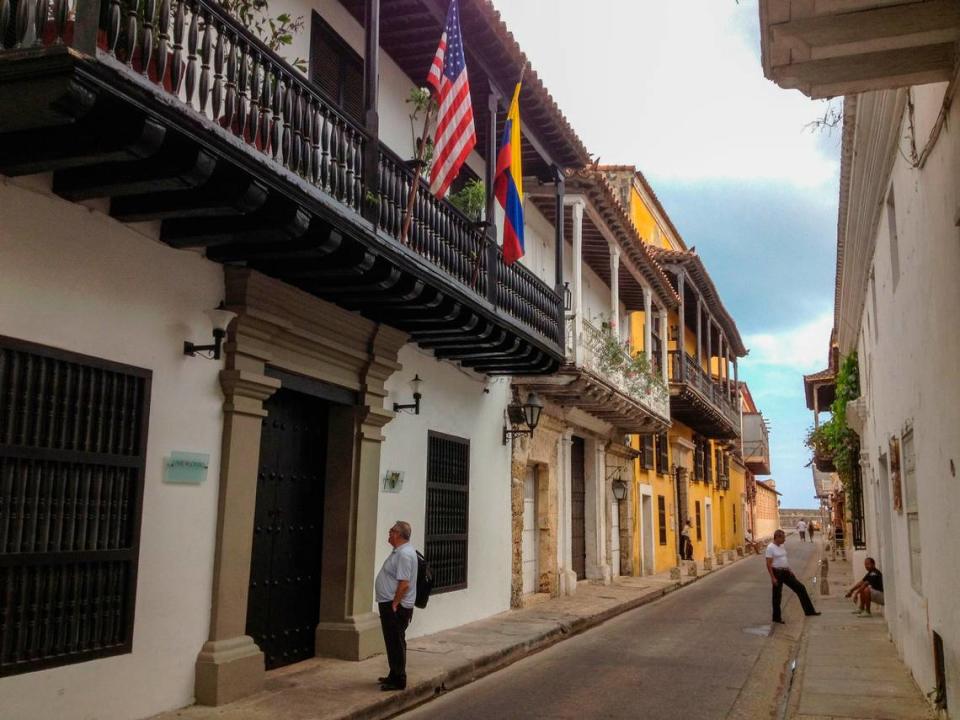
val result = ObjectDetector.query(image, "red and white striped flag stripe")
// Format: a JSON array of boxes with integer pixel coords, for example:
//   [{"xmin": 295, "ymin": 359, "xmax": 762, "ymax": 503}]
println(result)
[{"xmin": 427, "ymin": 0, "xmax": 476, "ymax": 198}]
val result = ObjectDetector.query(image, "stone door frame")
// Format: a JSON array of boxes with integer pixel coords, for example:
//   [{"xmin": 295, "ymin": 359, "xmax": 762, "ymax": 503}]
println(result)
[{"xmin": 194, "ymin": 269, "xmax": 406, "ymax": 706}]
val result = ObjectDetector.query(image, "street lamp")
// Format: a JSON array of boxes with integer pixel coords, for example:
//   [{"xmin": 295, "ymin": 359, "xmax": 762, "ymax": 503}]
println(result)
[
  {"xmin": 503, "ymin": 392, "xmax": 544, "ymax": 444},
  {"xmin": 611, "ymin": 478, "xmax": 628, "ymax": 502},
  {"xmin": 393, "ymin": 374, "xmax": 424, "ymax": 415}
]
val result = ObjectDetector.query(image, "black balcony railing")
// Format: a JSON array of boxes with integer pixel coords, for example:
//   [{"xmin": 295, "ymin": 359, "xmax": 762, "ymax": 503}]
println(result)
[
  {"xmin": 0, "ymin": 0, "xmax": 563, "ymax": 352},
  {"xmin": 668, "ymin": 350, "xmax": 740, "ymax": 430}
]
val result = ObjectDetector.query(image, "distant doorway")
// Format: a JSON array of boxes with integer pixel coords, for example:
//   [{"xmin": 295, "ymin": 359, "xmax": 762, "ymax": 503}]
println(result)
[
  {"xmin": 571, "ymin": 437, "xmax": 587, "ymax": 580},
  {"xmin": 705, "ymin": 500, "xmax": 714, "ymax": 556},
  {"xmin": 641, "ymin": 493, "xmax": 654, "ymax": 575},
  {"xmin": 522, "ymin": 466, "xmax": 539, "ymax": 595}
]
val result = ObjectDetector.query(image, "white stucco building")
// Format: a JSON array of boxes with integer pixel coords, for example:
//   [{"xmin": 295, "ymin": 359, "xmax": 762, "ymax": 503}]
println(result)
[
  {"xmin": 0, "ymin": 0, "xmax": 591, "ymax": 718},
  {"xmin": 761, "ymin": 2, "xmax": 960, "ymax": 712}
]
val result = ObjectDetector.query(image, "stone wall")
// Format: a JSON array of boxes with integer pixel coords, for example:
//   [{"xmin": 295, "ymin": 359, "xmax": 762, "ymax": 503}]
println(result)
[{"xmin": 509, "ymin": 408, "xmax": 564, "ymax": 608}]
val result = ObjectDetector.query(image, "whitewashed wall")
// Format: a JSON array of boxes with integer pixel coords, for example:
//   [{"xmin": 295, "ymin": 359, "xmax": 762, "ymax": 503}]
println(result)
[
  {"xmin": 852, "ymin": 81, "xmax": 960, "ymax": 711},
  {"xmin": 0, "ymin": 176, "xmax": 225, "ymax": 720},
  {"xmin": 377, "ymin": 344, "xmax": 512, "ymax": 637},
  {"xmin": 522, "ymin": 202, "xmax": 628, "ymax": 334}
]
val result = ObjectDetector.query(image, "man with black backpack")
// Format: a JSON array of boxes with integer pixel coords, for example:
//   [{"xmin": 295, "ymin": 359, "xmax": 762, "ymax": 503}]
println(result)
[{"xmin": 375, "ymin": 521, "xmax": 418, "ymax": 691}]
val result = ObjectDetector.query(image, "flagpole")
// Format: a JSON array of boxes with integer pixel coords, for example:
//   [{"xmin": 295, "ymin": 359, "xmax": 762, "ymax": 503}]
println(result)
[{"xmin": 400, "ymin": 98, "xmax": 435, "ymax": 245}]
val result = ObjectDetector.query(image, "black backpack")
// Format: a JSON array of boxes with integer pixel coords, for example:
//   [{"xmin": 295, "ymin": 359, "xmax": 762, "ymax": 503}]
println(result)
[{"xmin": 415, "ymin": 551, "xmax": 433, "ymax": 609}]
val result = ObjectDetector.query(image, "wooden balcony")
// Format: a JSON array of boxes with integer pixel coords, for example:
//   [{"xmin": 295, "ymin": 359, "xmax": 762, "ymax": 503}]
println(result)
[
  {"xmin": 760, "ymin": 0, "xmax": 960, "ymax": 98},
  {"xmin": 0, "ymin": 0, "xmax": 564, "ymax": 374},
  {"xmin": 513, "ymin": 317, "xmax": 670, "ymax": 434},
  {"xmin": 667, "ymin": 351, "xmax": 740, "ymax": 439},
  {"xmin": 742, "ymin": 412, "xmax": 771, "ymax": 475}
]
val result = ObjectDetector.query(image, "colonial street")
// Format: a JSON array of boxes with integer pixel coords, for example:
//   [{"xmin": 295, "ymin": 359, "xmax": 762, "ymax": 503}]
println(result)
[{"xmin": 400, "ymin": 536, "xmax": 816, "ymax": 720}]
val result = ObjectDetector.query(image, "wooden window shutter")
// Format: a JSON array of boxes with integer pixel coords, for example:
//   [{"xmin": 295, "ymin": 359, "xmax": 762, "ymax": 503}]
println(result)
[
  {"xmin": 0, "ymin": 336, "xmax": 151, "ymax": 677},
  {"xmin": 425, "ymin": 432, "xmax": 470, "ymax": 593},
  {"xmin": 641, "ymin": 435, "xmax": 654, "ymax": 470},
  {"xmin": 309, "ymin": 12, "xmax": 364, "ymax": 123}
]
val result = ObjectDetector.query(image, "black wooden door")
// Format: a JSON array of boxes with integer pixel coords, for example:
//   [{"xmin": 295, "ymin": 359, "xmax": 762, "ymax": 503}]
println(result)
[
  {"xmin": 571, "ymin": 436, "xmax": 586, "ymax": 580},
  {"xmin": 246, "ymin": 388, "xmax": 328, "ymax": 670}
]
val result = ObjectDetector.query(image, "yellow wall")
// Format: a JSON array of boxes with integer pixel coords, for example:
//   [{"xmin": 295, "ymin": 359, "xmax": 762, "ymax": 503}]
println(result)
[
  {"xmin": 628, "ymin": 183, "xmax": 677, "ymax": 251},
  {"xmin": 630, "ymin": 434, "xmax": 679, "ymax": 575}
]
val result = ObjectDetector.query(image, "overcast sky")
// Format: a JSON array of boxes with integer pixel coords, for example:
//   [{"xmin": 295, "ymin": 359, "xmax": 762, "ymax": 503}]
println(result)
[{"xmin": 491, "ymin": 0, "xmax": 839, "ymax": 508}]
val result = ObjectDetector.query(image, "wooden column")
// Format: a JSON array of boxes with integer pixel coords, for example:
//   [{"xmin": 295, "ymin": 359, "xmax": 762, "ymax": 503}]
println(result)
[
  {"xmin": 609, "ymin": 244, "xmax": 621, "ymax": 333},
  {"xmin": 572, "ymin": 199, "xmax": 585, "ymax": 365},
  {"xmin": 643, "ymin": 286, "xmax": 653, "ymax": 361},
  {"xmin": 659, "ymin": 308, "xmax": 669, "ymax": 384},
  {"xmin": 484, "ymin": 85, "xmax": 500, "ymax": 305},
  {"xmin": 695, "ymin": 298, "xmax": 702, "ymax": 369},
  {"xmin": 677, "ymin": 272, "xmax": 685, "ymax": 382},
  {"xmin": 706, "ymin": 317, "xmax": 713, "ymax": 381},
  {"xmin": 734, "ymin": 357, "xmax": 740, "ymax": 405},
  {"xmin": 361, "ymin": 0, "xmax": 380, "ymax": 223},
  {"xmin": 555, "ymin": 166, "xmax": 565, "ymax": 292}
]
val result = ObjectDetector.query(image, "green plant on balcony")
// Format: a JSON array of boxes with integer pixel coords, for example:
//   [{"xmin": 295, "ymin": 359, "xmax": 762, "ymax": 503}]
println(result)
[
  {"xmin": 804, "ymin": 352, "xmax": 860, "ymax": 493},
  {"xmin": 448, "ymin": 179, "xmax": 486, "ymax": 222},
  {"xmin": 407, "ymin": 87, "xmax": 436, "ymax": 171},
  {"xmin": 213, "ymin": 0, "xmax": 308, "ymax": 72},
  {"xmin": 593, "ymin": 321, "xmax": 668, "ymax": 403}
]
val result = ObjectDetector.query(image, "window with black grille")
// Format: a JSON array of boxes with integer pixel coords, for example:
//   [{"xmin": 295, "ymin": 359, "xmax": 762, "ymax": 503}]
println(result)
[
  {"xmin": 640, "ymin": 435, "xmax": 655, "ymax": 471},
  {"xmin": 704, "ymin": 440, "xmax": 713, "ymax": 486},
  {"xmin": 425, "ymin": 432, "xmax": 469, "ymax": 593},
  {"xmin": 0, "ymin": 336, "xmax": 151, "ymax": 677},
  {"xmin": 310, "ymin": 12, "xmax": 364, "ymax": 123},
  {"xmin": 657, "ymin": 495, "xmax": 667, "ymax": 545},
  {"xmin": 656, "ymin": 433, "xmax": 669, "ymax": 475},
  {"xmin": 695, "ymin": 500, "xmax": 702, "ymax": 541},
  {"xmin": 694, "ymin": 441, "xmax": 704, "ymax": 483}
]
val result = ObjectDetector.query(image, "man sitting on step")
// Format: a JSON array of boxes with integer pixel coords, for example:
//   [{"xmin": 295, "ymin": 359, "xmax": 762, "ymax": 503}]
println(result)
[{"xmin": 845, "ymin": 557, "xmax": 884, "ymax": 617}]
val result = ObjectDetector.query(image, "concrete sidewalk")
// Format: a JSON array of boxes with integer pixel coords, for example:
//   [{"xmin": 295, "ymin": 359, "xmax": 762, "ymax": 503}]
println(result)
[
  {"xmin": 153, "ymin": 551, "xmax": 749, "ymax": 720},
  {"xmin": 785, "ymin": 549, "xmax": 935, "ymax": 720}
]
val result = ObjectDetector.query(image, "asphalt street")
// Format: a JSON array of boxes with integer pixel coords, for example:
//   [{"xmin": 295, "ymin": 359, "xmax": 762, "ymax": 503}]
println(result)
[{"xmin": 399, "ymin": 537, "xmax": 818, "ymax": 720}]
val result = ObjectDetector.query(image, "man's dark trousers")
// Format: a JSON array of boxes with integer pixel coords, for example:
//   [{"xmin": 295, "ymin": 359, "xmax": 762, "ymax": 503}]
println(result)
[
  {"xmin": 772, "ymin": 568, "xmax": 817, "ymax": 621},
  {"xmin": 378, "ymin": 601, "xmax": 413, "ymax": 686}
]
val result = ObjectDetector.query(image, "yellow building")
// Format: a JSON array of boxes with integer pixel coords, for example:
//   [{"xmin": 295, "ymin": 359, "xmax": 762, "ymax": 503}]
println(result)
[{"xmin": 604, "ymin": 166, "xmax": 749, "ymax": 572}]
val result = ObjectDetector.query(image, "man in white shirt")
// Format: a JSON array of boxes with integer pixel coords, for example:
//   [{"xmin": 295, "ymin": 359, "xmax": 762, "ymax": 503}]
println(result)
[
  {"xmin": 375, "ymin": 520, "xmax": 418, "ymax": 690},
  {"xmin": 796, "ymin": 519, "xmax": 807, "ymax": 542},
  {"xmin": 680, "ymin": 519, "xmax": 693, "ymax": 560},
  {"xmin": 765, "ymin": 529, "xmax": 820, "ymax": 623}
]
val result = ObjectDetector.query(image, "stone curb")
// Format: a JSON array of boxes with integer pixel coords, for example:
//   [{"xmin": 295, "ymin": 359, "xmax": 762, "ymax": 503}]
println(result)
[{"xmin": 335, "ymin": 554, "xmax": 749, "ymax": 720}]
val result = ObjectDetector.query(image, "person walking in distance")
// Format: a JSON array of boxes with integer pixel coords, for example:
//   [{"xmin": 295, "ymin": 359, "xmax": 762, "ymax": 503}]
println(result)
[
  {"xmin": 796, "ymin": 518, "xmax": 807, "ymax": 542},
  {"xmin": 766, "ymin": 529, "xmax": 820, "ymax": 624},
  {"xmin": 808, "ymin": 520, "xmax": 816, "ymax": 542},
  {"xmin": 375, "ymin": 521, "xmax": 417, "ymax": 691},
  {"xmin": 681, "ymin": 519, "xmax": 694, "ymax": 561}
]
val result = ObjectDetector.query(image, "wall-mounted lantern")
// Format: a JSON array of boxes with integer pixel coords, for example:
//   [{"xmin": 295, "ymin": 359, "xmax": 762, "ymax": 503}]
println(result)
[
  {"xmin": 393, "ymin": 374, "xmax": 424, "ymax": 415},
  {"xmin": 611, "ymin": 478, "xmax": 628, "ymax": 502},
  {"xmin": 502, "ymin": 392, "xmax": 544, "ymax": 445},
  {"xmin": 183, "ymin": 303, "xmax": 236, "ymax": 360}
]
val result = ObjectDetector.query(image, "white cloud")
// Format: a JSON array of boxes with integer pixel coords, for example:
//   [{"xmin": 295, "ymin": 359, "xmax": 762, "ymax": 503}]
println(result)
[
  {"xmin": 491, "ymin": 0, "xmax": 838, "ymax": 187},
  {"xmin": 744, "ymin": 311, "xmax": 834, "ymax": 373}
]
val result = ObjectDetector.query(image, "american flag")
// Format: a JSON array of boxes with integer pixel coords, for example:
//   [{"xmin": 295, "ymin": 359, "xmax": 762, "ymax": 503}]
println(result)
[{"xmin": 427, "ymin": 0, "xmax": 476, "ymax": 197}]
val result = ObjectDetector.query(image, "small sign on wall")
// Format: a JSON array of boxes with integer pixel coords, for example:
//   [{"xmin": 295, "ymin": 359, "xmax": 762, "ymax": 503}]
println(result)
[
  {"xmin": 164, "ymin": 452, "xmax": 210, "ymax": 485},
  {"xmin": 382, "ymin": 470, "xmax": 404, "ymax": 493}
]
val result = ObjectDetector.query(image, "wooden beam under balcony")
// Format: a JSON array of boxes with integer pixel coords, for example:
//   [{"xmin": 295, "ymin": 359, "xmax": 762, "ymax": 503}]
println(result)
[{"xmin": 761, "ymin": 0, "xmax": 960, "ymax": 98}]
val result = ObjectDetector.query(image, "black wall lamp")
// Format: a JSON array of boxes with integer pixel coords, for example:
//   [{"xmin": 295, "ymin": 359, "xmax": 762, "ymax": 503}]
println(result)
[
  {"xmin": 393, "ymin": 374, "xmax": 424, "ymax": 414},
  {"xmin": 503, "ymin": 392, "xmax": 544, "ymax": 445},
  {"xmin": 183, "ymin": 303, "xmax": 237, "ymax": 360},
  {"xmin": 611, "ymin": 478, "xmax": 628, "ymax": 502}
]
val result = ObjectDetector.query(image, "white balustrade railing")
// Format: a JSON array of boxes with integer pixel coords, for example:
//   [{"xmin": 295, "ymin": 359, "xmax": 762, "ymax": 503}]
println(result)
[{"xmin": 565, "ymin": 316, "xmax": 670, "ymax": 420}]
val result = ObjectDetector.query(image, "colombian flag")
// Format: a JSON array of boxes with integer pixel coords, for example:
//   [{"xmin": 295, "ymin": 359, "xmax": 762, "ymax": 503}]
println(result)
[{"xmin": 495, "ymin": 83, "xmax": 524, "ymax": 265}]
